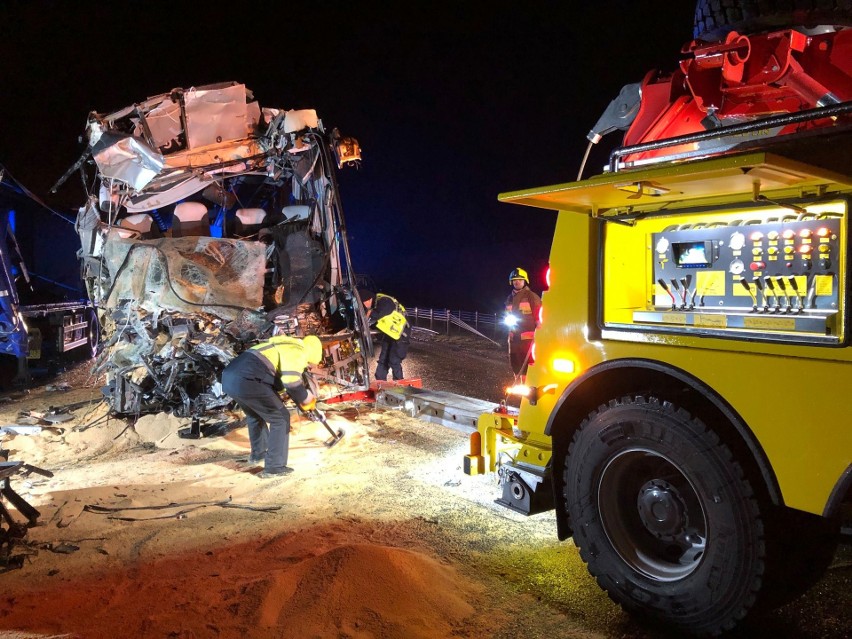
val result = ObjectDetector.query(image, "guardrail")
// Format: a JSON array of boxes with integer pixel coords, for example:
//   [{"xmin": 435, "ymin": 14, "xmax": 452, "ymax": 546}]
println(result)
[{"xmin": 405, "ymin": 307, "xmax": 501, "ymax": 344}]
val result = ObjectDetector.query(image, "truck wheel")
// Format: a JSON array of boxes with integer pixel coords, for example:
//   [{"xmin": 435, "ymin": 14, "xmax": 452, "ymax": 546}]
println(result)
[
  {"xmin": 694, "ymin": 0, "xmax": 852, "ymax": 42},
  {"xmin": 564, "ymin": 396, "xmax": 764, "ymax": 636},
  {"xmin": 85, "ymin": 309, "xmax": 100, "ymax": 359}
]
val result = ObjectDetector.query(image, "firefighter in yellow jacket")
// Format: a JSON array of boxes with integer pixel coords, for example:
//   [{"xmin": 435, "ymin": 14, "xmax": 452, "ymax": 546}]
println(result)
[
  {"xmin": 358, "ymin": 288, "xmax": 411, "ymax": 381},
  {"xmin": 505, "ymin": 267, "xmax": 541, "ymax": 381},
  {"xmin": 222, "ymin": 334, "xmax": 323, "ymax": 477}
]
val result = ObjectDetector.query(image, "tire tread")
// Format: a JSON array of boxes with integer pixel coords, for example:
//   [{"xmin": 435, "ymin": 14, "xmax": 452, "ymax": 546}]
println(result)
[
  {"xmin": 693, "ymin": 0, "xmax": 852, "ymax": 41},
  {"xmin": 564, "ymin": 394, "xmax": 765, "ymax": 636}
]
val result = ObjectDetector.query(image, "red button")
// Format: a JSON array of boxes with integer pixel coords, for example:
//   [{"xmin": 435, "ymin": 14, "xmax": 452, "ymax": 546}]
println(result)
[{"xmin": 750, "ymin": 262, "xmax": 766, "ymax": 270}]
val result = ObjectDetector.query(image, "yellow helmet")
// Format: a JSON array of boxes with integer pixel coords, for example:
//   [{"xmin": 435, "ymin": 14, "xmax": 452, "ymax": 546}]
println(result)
[
  {"xmin": 302, "ymin": 335, "xmax": 323, "ymax": 364},
  {"xmin": 509, "ymin": 267, "xmax": 529, "ymax": 284}
]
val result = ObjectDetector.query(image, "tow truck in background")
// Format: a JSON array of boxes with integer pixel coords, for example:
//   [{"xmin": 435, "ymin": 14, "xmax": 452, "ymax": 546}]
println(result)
[
  {"xmin": 465, "ymin": 2, "xmax": 852, "ymax": 636},
  {"xmin": 0, "ymin": 166, "xmax": 98, "ymax": 387}
]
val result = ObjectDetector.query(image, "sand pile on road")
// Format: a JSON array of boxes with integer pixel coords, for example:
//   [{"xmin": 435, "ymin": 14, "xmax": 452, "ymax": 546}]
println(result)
[
  {"xmin": 260, "ymin": 543, "xmax": 476, "ymax": 638},
  {"xmin": 133, "ymin": 412, "xmax": 185, "ymax": 444},
  {"xmin": 0, "ymin": 525, "xmax": 483, "ymax": 639}
]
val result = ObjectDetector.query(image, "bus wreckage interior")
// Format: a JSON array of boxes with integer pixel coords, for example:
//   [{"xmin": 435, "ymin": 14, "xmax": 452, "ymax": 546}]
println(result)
[{"xmin": 53, "ymin": 81, "xmax": 372, "ymax": 420}]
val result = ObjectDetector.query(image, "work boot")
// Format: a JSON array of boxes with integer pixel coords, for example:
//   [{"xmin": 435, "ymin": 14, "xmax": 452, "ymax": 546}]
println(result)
[
  {"xmin": 259, "ymin": 466, "xmax": 294, "ymax": 478},
  {"xmin": 237, "ymin": 455, "xmax": 265, "ymax": 467}
]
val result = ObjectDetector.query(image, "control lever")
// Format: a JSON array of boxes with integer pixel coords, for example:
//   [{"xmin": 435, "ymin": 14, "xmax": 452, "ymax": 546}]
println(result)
[
  {"xmin": 680, "ymin": 275, "xmax": 693, "ymax": 309},
  {"xmin": 775, "ymin": 276, "xmax": 792, "ymax": 313},
  {"xmin": 669, "ymin": 278, "xmax": 680, "ymax": 304},
  {"xmin": 669, "ymin": 278, "xmax": 686, "ymax": 309},
  {"xmin": 787, "ymin": 275, "xmax": 804, "ymax": 313},
  {"xmin": 658, "ymin": 278, "xmax": 676, "ymax": 309},
  {"xmin": 752, "ymin": 277, "xmax": 766, "ymax": 312},
  {"xmin": 763, "ymin": 276, "xmax": 778, "ymax": 312},
  {"xmin": 739, "ymin": 278, "xmax": 757, "ymax": 311},
  {"xmin": 806, "ymin": 275, "xmax": 817, "ymax": 309}
]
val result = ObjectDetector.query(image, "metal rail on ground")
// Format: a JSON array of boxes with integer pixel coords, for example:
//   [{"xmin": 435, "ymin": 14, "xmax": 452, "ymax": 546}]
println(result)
[{"xmin": 406, "ymin": 308, "xmax": 501, "ymax": 345}]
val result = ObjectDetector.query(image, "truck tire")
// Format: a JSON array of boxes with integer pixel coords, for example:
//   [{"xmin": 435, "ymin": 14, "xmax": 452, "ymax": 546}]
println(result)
[
  {"xmin": 693, "ymin": 0, "xmax": 852, "ymax": 42},
  {"xmin": 564, "ymin": 396, "xmax": 764, "ymax": 636},
  {"xmin": 84, "ymin": 308, "xmax": 100, "ymax": 359}
]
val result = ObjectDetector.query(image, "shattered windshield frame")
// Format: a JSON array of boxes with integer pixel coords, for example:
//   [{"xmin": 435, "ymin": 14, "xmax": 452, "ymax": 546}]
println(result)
[{"xmin": 56, "ymin": 81, "xmax": 372, "ymax": 418}]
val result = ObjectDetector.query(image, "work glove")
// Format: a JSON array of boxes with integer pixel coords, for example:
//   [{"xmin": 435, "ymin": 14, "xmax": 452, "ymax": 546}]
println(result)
[{"xmin": 299, "ymin": 393, "xmax": 317, "ymax": 412}]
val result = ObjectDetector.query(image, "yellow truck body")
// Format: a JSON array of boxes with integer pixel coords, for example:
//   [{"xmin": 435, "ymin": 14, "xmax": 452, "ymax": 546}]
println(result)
[{"xmin": 467, "ymin": 147, "xmax": 852, "ymax": 636}]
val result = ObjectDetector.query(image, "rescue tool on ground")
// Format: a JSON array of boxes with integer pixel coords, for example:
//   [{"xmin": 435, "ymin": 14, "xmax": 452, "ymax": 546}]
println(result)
[
  {"xmin": 464, "ymin": 2, "xmax": 852, "ymax": 636},
  {"xmin": 301, "ymin": 407, "xmax": 345, "ymax": 448}
]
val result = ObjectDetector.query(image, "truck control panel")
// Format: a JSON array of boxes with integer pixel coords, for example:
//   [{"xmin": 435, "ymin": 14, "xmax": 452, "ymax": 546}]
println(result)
[{"xmin": 628, "ymin": 206, "xmax": 847, "ymax": 344}]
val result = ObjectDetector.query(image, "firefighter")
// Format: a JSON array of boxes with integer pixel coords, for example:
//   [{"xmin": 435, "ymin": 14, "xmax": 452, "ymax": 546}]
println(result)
[
  {"xmin": 221, "ymin": 334, "xmax": 323, "ymax": 477},
  {"xmin": 357, "ymin": 287, "xmax": 411, "ymax": 381},
  {"xmin": 505, "ymin": 267, "xmax": 541, "ymax": 381}
]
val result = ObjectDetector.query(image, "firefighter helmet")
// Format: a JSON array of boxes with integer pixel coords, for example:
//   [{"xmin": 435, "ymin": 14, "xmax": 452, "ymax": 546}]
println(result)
[
  {"xmin": 302, "ymin": 335, "xmax": 323, "ymax": 364},
  {"xmin": 509, "ymin": 267, "xmax": 529, "ymax": 284}
]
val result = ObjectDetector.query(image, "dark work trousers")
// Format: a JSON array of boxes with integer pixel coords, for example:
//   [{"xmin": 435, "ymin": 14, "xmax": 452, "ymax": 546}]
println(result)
[
  {"xmin": 509, "ymin": 338, "xmax": 533, "ymax": 377},
  {"xmin": 375, "ymin": 334, "xmax": 409, "ymax": 381},
  {"xmin": 221, "ymin": 351, "xmax": 291, "ymax": 472}
]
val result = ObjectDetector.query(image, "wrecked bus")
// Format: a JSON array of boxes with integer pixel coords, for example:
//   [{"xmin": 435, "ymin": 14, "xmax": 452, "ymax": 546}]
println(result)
[{"xmin": 54, "ymin": 81, "xmax": 371, "ymax": 418}]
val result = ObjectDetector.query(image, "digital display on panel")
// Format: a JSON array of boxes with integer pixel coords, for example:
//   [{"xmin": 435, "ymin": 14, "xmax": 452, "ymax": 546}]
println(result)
[{"xmin": 673, "ymin": 241, "xmax": 712, "ymax": 267}]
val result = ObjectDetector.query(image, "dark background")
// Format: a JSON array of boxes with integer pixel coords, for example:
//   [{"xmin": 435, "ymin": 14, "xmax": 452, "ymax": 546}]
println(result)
[{"xmin": 0, "ymin": 1, "xmax": 698, "ymax": 311}]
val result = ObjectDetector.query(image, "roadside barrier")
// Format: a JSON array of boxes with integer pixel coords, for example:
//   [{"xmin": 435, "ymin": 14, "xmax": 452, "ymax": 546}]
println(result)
[{"xmin": 405, "ymin": 308, "xmax": 501, "ymax": 345}]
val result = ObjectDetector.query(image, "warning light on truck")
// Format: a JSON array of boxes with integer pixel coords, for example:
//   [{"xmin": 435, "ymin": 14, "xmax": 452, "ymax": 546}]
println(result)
[{"xmin": 552, "ymin": 358, "xmax": 575, "ymax": 374}]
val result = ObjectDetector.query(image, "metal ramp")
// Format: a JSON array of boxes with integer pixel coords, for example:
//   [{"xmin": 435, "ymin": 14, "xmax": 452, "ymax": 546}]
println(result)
[{"xmin": 374, "ymin": 385, "xmax": 502, "ymax": 433}]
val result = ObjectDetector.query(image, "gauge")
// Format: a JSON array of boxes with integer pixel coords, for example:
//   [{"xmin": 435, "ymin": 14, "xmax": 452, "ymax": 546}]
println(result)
[
  {"xmin": 655, "ymin": 237, "xmax": 670, "ymax": 254},
  {"xmin": 729, "ymin": 258, "xmax": 745, "ymax": 275},
  {"xmin": 729, "ymin": 231, "xmax": 746, "ymax": 250}
]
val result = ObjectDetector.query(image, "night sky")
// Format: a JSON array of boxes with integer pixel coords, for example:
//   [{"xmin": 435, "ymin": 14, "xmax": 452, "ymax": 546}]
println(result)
[{"xmin": 1, "ymin": 1, "xmax": 697, "ymax": 312}]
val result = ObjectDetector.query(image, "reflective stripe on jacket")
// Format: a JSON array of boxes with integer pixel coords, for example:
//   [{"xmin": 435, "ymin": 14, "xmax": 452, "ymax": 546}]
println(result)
[
  {"xmin": 505, "ymin": 286, "xmax": 541, "ymax": 341},
  {"xmin": 250, "ymin": 335, "xmax": 311, "ymax": 395}
]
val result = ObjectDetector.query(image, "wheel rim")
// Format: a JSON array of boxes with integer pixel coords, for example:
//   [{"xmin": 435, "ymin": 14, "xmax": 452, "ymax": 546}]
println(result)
[
  {"xmin": 598, "ymin": 447, "xmax": 707, "ymax": 581},
  {"xmin": 87, "ymin": 313, "xmax": 100, "ymax": 358}
]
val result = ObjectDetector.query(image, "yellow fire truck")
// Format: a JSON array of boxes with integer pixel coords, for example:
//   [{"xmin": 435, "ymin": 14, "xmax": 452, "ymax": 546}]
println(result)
[{"xmin": 465, "ymin": 5, "xmax": 851, "ymax": 636}]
